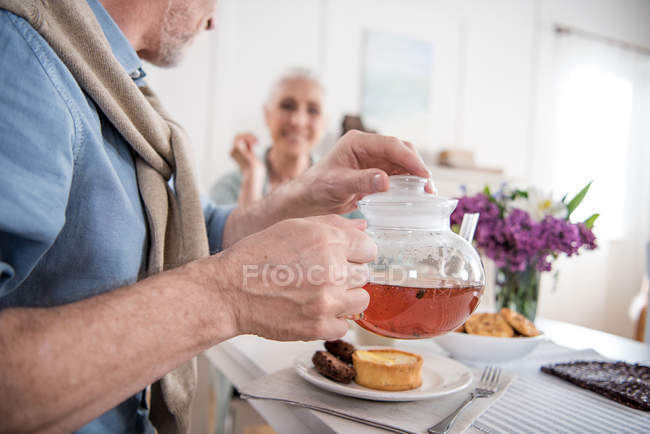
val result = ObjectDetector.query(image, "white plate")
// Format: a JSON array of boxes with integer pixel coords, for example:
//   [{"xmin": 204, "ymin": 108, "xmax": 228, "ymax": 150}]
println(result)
[{"xmin": 294, "ymin": 347, "xmax": 473, "ymax": 401}]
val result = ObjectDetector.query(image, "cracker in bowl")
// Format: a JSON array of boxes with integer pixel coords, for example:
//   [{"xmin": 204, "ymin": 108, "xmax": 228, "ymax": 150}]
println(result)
[
  {"xmin": 499, "ymin": 307, "xmax": 540, "ymax": 337},
  {"xmin": 465, "ymin": 312, "xmax": 515, "ymax": 337},
  {"xmin": 455, "ymin": 310, "xmax": 541, "ymax": 337}
]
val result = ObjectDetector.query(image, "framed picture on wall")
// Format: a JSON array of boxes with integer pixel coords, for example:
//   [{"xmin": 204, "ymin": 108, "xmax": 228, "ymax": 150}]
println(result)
[{"xmin": 361, "ymin": 30, "xmax": 433, "ymax": 137}]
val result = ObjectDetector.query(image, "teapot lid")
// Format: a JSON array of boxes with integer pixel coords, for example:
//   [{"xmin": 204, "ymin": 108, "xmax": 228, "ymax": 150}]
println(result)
[{"xmin": 358, "ymin": 175, "xmax": 457, "ymax": 229}]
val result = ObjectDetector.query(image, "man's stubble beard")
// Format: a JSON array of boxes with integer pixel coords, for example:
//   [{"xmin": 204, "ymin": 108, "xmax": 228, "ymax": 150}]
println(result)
[{"xmin": 157, "ymin": 0, "xmax": 196, "ymax": 67}]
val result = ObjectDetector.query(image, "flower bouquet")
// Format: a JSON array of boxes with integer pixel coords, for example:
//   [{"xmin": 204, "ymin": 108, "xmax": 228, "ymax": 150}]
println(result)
[{"xmin": 451, "ymin": 183, "xmax": 599, "ymax": 321}]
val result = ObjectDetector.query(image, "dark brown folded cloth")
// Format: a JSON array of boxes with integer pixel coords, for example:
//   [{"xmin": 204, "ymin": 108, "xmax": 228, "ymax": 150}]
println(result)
[{"xmin": 541, "ymin": 361, "xmax": 650, "ymax": 411}]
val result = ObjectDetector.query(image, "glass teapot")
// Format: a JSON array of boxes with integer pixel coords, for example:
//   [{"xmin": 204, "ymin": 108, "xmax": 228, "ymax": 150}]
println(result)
[{"xmin": 355, "ymin": 175, "xmax": 485, "ymax": 339}]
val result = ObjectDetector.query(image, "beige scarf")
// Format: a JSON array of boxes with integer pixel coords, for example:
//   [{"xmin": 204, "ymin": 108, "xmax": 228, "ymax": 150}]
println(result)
[{"xmin": 0, "ymin": 0, "xmax": 209, "ymax": 432}]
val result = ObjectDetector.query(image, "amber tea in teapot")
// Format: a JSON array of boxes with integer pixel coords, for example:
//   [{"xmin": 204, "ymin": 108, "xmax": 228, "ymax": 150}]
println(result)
[
  {"xmin": 355, "ymin": 176, "xmax": 485, "ymax": 339},
  {"xmin": 357, "ymin": 281, "xmax": 484, "ymax": 339}
]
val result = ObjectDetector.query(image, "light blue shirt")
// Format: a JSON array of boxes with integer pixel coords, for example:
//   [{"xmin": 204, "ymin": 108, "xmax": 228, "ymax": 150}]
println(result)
[{"xmin": 0, "ymin": 1, "xmax": 232, "ymax": 432}]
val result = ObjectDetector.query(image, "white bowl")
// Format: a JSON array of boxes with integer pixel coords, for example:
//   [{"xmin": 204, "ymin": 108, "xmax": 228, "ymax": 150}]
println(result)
[{"xmin": 433, "ymin": 331, "xmax": 546, "ymax": 363}]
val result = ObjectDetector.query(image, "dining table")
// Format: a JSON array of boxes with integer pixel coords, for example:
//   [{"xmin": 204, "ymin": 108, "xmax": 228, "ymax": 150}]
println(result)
[{"xmin": 204, "ymin": 318, "xmax": 650, "ymax": 433}]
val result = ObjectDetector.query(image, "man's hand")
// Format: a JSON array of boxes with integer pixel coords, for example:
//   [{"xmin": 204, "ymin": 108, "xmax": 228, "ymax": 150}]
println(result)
[
  {"xmin": 217, "ymin": 215, "xmax": 374, "ymax": 341},
  {"xmin": 222, "ymin": 131, "xmax": 431, "ymax": 247},
  {"xmin": 294, "ymin": 130, "xmax": 432, "ymax": 215}
]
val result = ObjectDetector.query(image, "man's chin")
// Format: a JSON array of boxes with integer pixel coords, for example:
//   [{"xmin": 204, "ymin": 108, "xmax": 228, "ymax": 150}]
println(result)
[
  {"xmin": 139, "ymin": 40, "xmax": 192, "ymax": 68},
  {"xmin": 146, "ymin": 51, "xmax": 188, "ymax": 68}
]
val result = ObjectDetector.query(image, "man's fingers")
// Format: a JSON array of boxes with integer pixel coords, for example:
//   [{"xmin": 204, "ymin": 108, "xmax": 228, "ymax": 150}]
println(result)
[
  {"xmin": 338, "ymin": 168, "xmax": 389, "ymax": 197},
  {"xmin": 353, "ymin": 133, "xmax": 431, "ymax": 179},
  {"xmin": 310, "ymin": 215, "xmax": 375, "ymax": 263},
  {"xmin": 402, "ymin": 140, "xmax": 434, "ymax": 188},
  {"xmin": 403, "ymin": 140, "xmax": 416, "ymax": 152},
  {"xmin": 425, "ymin": 178, "xmax": 438, "ymax": 195},
  {"xmin": 308, "ymin": 214, "xmax": 367, "ymax": 231},
  {"xmin": 343, "ymin": 228, "xmax": 376, "ymax": 264},
  {"xmin": 347, "ymin": 218, "xmax": 367, "ymax": 231},
  {"xmin": 301, "ymin": 215, "xmax": 373, "ymax": 261},
  {"xmin": 321, "ymin": 319, "xmax": 350, "ymax": 341},
  {"xmin": 337, "ymin": 287, "xmax": 370, "ymax": 317},
  {"xmin": 325, "ymin": 263, "xmax": 370, "ymax": 293},
  {"xmin": 344, "ymin": 138, "xmax": 434, "ymax": 196}
]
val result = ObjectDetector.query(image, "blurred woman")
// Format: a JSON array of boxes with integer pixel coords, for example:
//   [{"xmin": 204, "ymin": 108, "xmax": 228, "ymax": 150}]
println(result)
[{"xmin": 210, "ymin": 68, "xmax": 327, "ymax": 208}]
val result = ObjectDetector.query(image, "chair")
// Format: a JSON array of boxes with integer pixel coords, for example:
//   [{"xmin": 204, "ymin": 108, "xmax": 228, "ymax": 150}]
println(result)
[
  {"xmin": 635, "ymin": 242, "xmax": 650, "ymax": 342},
  {"xmin": 645, "ymin": 243, "xmax": 650, "ymax": 343}
]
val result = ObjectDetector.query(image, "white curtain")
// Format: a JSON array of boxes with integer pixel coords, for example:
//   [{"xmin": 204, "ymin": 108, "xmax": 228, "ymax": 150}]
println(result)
[
  {"xmin": 536, "ymin": 30, "xmax": 650, "ymax": 337},
  {"xmin": 548, "ymin": 32, "xmax": 650, "ymax": 242}
]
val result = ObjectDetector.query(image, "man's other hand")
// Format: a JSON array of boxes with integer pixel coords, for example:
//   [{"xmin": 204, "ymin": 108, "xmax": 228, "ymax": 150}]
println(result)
[
  {"xmin": 294, "ymin": 130, "xmax": 432, "ymax": 216},
  {"xmin": 216, "ymin": 215, "xmax": 374, "ymax": 341}
]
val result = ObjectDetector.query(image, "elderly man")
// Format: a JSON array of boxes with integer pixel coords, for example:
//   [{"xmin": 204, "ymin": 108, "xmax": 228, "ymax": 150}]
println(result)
[{"xmin": 0, "ymin": 0, "xmax": 430, "ymax": 433}]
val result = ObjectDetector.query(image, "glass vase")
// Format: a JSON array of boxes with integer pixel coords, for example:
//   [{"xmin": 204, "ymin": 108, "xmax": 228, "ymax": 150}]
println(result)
[{"xmin": 495, "ymin": 264, "xmax": 541, "ymax": 321}]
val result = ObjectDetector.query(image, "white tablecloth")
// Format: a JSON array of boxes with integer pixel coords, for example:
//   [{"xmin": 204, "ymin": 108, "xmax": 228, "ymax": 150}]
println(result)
[{"xmin": 239, "ymin": 342, "xmax": 649, "ymax": 433}]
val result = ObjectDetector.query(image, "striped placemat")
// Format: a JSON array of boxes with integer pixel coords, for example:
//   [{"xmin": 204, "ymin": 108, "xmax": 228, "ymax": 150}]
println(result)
[{"xmin": 472, "ymin": 366, "xmax": 650, "ymax": 433}]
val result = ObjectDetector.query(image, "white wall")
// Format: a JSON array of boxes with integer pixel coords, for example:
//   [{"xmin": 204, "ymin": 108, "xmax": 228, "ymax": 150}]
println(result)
[
  {"xmin": 145, "ymin": 0, "xmax": 650, "ymax": 338},
  {"xmin": 149, "ymin": 0, "xmax": 542, "ymax": 191},
  {"xmin": 144, "ymin": 30, "xmax": 215, "ymax": 181},
  {"xmin": 531, "ymin": 0, "xmax": 650, "ymax": 337}
]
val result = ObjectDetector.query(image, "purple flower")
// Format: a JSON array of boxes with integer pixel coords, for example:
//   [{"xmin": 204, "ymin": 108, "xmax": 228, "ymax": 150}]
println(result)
[
  {"xmin": 451, "ymin": 194, "xmax": 500, "ymax": 227},
  {"xmin": 577, "ymin": 222, "xmax": 598, "ymax": 250},
  {"xmin": 451, "ymin": 190, "xmax": 598, "ymax": 273},
  {"xmin": 539, "ymin": 216, "xmax": 580, "ymax": 256}
]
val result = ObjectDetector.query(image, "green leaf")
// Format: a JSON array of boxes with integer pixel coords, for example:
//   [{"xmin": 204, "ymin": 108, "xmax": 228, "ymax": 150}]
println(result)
[
  {"xmin": 584, "ymin": 213, "xmax": 599, "ymax": 229},
  {"xmin": 560, "ymin": 193, "xmax": 568, "ymax": 203},
  {"xmin": 483, "ymin": 185, "xmax": 491, "ymax": 196},
  {"xmin": 566, "ymin": 181, "xmax": 593, "ymax": 217},
  {"xmin": 510, "ymin": 189, "xmax": 528, "ymax": 200}
]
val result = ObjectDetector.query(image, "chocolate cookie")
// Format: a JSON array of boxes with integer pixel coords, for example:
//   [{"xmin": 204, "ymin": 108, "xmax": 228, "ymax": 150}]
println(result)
[
  {"xmin": 541, "ymin": 361, "xmax": 650, "ymax": 411},
  {"xmin": 324, "ymin": 339, "xmax": 356, "ymax": 364},
  {"xmin": 312, "ymin": 351, "xmax": 355, "ymax": 384}
]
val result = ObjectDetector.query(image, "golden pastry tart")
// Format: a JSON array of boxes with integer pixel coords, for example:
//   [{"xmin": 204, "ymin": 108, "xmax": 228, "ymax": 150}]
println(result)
[{"xmin": 352, "ymin": 349, "xmax": 423, "ymax": 391}]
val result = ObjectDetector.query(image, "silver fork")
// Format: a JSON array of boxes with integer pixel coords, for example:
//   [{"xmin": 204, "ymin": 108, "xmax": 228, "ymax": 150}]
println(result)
[{"xmin": 427, "ymin": 366, "xmax": 501, "ymax": 434}]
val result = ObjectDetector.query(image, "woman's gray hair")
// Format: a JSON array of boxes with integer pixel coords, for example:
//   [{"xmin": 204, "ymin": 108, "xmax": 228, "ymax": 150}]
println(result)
[{"xmin": 265, "ymin": 67, "xmax": 326, "ymax": 106}]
